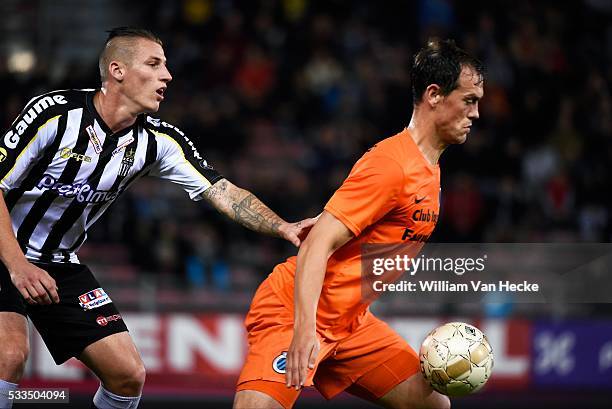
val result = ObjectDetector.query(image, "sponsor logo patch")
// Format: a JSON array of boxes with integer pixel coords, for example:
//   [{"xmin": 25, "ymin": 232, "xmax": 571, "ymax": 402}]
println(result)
[
  {"xmin": 272, "ymin": 352, "xmax": 287, "ymax": 374},
  {"xmin": 96, "ymin": 314, "xmax": 122, "ymax": 326},
  {"xmin": 60, "ymin": 147, "xmax": 91, "ymax": 162},
  {"xmin": 78, "ymin": 288, "xmax": 112, "ymax": 310},
  {"xmin": 3, "ymin": 94, "xmax": 67, "ymax": 150},
  {"xmin": 112, "ymin": 136, "xmax": 135, "ymax": 156},
  {"xmin": 37, "ymin": 174, "xmax": 120, "ymax": 204},
  {"xmin": 86, "ymin": 125, "xmax": 103, "ymax": 154}
]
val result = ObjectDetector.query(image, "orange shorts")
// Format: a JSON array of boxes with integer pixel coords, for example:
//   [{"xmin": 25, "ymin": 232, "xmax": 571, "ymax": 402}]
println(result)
[{"xmin": 236, "ymin": 280, "xmax": 420, "ymax": 409}]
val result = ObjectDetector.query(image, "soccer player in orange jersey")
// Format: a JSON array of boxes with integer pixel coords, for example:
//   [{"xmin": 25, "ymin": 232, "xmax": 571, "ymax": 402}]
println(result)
[{"xmin": 233, "ymin": 39, "xmax": 484, "ymax": 409}]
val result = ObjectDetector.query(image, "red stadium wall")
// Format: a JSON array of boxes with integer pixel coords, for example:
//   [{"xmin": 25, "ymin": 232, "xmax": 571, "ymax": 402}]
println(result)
[{"xmin": 20, "ymin": 314, "xmax": 612, "ymax": 396}]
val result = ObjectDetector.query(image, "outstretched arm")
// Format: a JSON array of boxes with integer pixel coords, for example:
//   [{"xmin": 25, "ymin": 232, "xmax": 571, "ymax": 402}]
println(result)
[{"xmin": 202, "ymin": 178, "xmax": 318, "ymax": 246}]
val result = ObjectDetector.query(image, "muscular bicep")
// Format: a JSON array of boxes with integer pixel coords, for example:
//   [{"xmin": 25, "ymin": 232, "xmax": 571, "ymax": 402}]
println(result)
[{"xmin": 303, "ymin": 210, "xmax": 354, "ymax": 258}]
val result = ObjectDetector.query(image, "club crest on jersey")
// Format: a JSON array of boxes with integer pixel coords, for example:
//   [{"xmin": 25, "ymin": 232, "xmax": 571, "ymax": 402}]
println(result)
[
  {"xmin": 86, "ymin": 125, "xmax": 103, "ymax": 154},
  {"xmin": 118, "ymin": 148, "xmax": 135, "ymax": 177},
  {"xmin": 78, "ymin": 288, "xmax": 112, "ymax": 310},
  {"xmin": 272, "ymin": 352, "xmax": 287, "ymax": 374}
]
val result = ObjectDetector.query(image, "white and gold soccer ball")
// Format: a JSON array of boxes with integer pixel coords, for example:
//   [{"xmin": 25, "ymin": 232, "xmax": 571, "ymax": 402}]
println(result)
[{"xmin": 419, "ymin": 322, "xmax": 493, "ymax": 396}]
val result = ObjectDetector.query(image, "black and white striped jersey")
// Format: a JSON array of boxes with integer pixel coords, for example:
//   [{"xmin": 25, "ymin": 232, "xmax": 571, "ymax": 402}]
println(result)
[{"xmin": 0, "ymin": 89, "xmax": 223, "ymax": 263}]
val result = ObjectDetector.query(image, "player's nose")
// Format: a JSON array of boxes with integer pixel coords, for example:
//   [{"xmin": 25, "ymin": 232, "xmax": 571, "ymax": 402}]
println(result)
[
  {"xmin": 468, "ymin": 104, "xmax": 479, "ymax": 120},
  {"xmin": 161, "ymin": 66, "xmax": 172, "ymax": 83}
]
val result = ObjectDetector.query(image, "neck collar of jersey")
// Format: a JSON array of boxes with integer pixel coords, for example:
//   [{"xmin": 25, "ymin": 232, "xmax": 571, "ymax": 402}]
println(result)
[{"xmin": 86, "ymin": 90, "xmax": 144, "ymax": 138}]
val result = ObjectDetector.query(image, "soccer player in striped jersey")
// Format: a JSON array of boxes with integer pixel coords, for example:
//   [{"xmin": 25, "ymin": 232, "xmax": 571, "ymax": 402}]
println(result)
[{"xmin": 0, "ymin": 28, "xmax": 316, "ymax": 409}]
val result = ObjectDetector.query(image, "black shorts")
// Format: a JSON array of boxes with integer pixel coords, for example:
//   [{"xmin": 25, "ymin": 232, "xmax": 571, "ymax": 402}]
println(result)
[{"xmin": 0, "ymin": 261, "xmax": 128, "ymax": 365}]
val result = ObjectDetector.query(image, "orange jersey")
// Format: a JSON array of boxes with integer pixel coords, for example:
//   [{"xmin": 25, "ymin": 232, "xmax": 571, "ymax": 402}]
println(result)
[{"xmin": 268, "ymin": 128, "xmax": 440, "ymax": 340}]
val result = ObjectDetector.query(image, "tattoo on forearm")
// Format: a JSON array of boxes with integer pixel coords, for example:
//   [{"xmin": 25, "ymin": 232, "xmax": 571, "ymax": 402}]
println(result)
[
  {"xmin": 231, "ymin": 193, "xmax": 282, "ymax": 235},
  {"xmin": 202, "ymin": 179, "xmax": 229, "ymax": 202},
  {"xmin": 203, "ymin": 179, "xmax": 283, "ymax": 236}
]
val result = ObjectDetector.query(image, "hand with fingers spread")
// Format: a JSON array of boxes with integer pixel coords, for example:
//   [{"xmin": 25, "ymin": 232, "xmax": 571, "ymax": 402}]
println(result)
[
  {"xmin": 286, "ymin": 324, "xmax": 320, "ymax": 390},
  {"xmin": 7, "ymin": 260, "xmax": 60, "ymax": 305},
  {"xmin": 279, "ymin": 214, "xmax": 321, "ymax": 247}
]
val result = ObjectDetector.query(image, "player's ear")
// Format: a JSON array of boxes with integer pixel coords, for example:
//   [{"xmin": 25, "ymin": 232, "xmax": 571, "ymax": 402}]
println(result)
[
  {"xmin": 108, "ymin": 61, "xmax": 126, "ymax": 82},
  {"xmin": 425, "ymin": 84, "xmax": 442, "ymax": 108}
]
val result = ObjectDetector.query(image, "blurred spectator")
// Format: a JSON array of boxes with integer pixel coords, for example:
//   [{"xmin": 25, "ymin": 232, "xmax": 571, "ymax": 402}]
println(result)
[{"xmin": 1, "ymin": 0, "xmax": 610, "ymax": 298}]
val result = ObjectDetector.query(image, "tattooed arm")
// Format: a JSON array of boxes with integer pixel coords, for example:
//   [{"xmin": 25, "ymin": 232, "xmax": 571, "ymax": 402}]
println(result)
[{"xmin": 202, "ymin": 178, "xmax": 318, "ymax": 246}]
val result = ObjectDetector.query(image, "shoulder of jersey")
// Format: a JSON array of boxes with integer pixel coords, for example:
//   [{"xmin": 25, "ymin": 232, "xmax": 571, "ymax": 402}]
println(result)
[
  {"xmin": 363, "ymin": 134, "xmax": 404, "ymax": 161},
  {"xmin": 142, "ymin": 115, "xmax": 208, "ymax": 163},
  {"xmin": 24, "ymin": 88, "xmax": 91, "ymax": 110},
  {"xmin": 142, "ymin": 115, "xmax": 187, "ymax": 139},
  {"xmin": 1, "ymin": 89, "xmax": 92, "ymax": 151}
]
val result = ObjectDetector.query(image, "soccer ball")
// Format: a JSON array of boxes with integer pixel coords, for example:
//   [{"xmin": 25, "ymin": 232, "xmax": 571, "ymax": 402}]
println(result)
[{"xmin": 419, "ymin": 322, "xmax": 493, "ymax": 396}]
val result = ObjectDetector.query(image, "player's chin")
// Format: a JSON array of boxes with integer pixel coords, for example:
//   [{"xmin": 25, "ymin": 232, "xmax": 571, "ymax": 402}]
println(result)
[
  {"xmin": 143, "ymin": 101, "xmax": 161, "ymax": 113},
  {"xmin": 447, "ymin": 132, "xmax": 468, "ymax": 145}
]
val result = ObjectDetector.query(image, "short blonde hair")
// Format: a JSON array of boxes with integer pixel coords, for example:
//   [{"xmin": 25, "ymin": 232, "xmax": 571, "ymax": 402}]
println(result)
[{"xmin": 98, "ymin": 27, "xmax": 162, "ymax": 83}]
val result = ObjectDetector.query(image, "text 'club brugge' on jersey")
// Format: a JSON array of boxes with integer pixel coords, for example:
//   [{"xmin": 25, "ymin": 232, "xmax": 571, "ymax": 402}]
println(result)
[{"xmin": 0, "ymin": 89, "xmax": 223, "ymax": 263}]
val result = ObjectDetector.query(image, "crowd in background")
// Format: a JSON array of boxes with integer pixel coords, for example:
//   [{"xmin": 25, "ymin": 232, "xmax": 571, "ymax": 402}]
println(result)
[{"xmin": 1, "ymin": 0, "xmax": 611, "ymax": 297}]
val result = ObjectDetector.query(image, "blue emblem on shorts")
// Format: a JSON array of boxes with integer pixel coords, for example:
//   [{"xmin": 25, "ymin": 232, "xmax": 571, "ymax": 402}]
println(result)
[{"xmin": 272, "ymin": 352, "xmax": 287, "ymax": 374}]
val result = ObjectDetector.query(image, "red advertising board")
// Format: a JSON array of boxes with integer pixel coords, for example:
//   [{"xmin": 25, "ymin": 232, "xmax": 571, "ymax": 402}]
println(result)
[{"xmin": 20, "ymin": 314, "xmax": 532, "ymax": 396}]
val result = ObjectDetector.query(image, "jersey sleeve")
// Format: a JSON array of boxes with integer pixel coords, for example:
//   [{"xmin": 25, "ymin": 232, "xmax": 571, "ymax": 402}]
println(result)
[
  {"xmin": 1, "ymin": 93, "xmax": 65, "ymax": 191},
  {"xmin": 324, "ymin": 153, "xmax": 404, "ymax": 236},
  {"xmin": 145, "ymin": 119, "xmax": 223, "ymax": 201}
]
